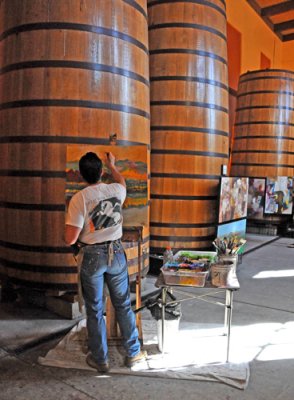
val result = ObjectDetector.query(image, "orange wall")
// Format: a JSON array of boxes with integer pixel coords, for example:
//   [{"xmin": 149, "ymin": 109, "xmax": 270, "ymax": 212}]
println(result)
[
  {"xmin": 225, "ymin": 0, "xmax": 294, "ymax": 173},
  {"xmin": 282, "ymin": 42, "xmax": 294, "ymax": 70},
  {"xmin": 226, "ymin": 0, "xmax": 293, "ymax": 73}
]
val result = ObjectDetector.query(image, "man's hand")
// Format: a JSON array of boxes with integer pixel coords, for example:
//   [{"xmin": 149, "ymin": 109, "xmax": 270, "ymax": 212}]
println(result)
[{"xmin": 104, "ymin": 152, "xmax": 115, "ymax": 168}]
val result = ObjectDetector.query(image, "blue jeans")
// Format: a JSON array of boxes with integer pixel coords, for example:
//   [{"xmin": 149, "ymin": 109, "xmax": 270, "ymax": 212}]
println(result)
[{"xmin": 80, "ymin": 240, "xmax": 140, "ymax": 363}]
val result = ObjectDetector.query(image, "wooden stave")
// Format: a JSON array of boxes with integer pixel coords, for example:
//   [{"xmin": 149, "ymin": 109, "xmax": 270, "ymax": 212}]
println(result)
[
  {"xmin": 231, "ymin": 69, "xmax": 294, "ymax": 224},
  {"xmin": 231, "ymin": 69, "xmax": 294, "ymax": 177},
  {"xmin": 0, "ymin": 0, "xmax": 150, "ymax": 290},
  {"xmin": 148, "ymin": 0, "xmax": 229, "ymax": 252}
]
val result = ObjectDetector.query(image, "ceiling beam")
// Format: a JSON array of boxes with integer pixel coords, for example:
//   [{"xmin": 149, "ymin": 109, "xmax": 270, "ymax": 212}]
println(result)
[
  {"xmin": 283, "ymin": 32, "xmax": 294, "ymax": 42},
  {"xmin": 274, "ymin": 19, "xmax": 294, "ymax": 32},
  {"xmin": 261, "ymin": 2, "xmax": 294, "ymax": 17},
  {"xmin": 246, "ymin": 0, "xmax": 284, "ymax": 41}
]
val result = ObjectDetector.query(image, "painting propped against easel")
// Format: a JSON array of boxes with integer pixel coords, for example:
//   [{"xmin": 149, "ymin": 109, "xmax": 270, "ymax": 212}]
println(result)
[{"xmin": 66, "ymin": 145, "xmax": 148, "ymax": 226}]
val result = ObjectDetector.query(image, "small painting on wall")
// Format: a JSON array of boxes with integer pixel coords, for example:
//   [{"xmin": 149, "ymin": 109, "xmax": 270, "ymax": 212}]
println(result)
[
  {"xmin": 265, "ymin": 176, "xmax": 293, "ymax": 215},
  {"xmin": 66, "ymin": 145, "xmax": 148, "ymax": 226}
]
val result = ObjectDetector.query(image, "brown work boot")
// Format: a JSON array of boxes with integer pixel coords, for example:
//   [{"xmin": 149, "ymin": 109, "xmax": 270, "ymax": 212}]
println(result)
[
  {"xmin": 86, "ymin": 354, "xmax": 110, "ymax": 373},
  {"xmin": 125, "ymin": 350, "xmax": 147, "ymax": 368}
]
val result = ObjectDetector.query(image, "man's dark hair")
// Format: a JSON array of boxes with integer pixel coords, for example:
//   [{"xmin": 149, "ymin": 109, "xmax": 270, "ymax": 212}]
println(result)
[{"xmin": 79, "ymin": 152, "xmax": 102, "ymax": 184}]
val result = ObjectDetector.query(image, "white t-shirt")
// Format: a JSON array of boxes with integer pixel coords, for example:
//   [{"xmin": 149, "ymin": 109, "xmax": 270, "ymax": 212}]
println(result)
[{"xmin": 66, "ymin": 183, "xmax": 126, "ymax": 244}]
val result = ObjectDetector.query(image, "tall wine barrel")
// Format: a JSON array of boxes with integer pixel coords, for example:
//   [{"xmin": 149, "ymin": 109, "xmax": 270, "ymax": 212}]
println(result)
[
  {"xmin": 231, "ymin": 69, "xmax": 294, "ymax": 178},
  {"xmin": 0, "ymin": 0, "xmax": 150, "ymax": 291},
  {"xmin": 148, "ymin": 0, "xmax": 229, "ymax": 252}
]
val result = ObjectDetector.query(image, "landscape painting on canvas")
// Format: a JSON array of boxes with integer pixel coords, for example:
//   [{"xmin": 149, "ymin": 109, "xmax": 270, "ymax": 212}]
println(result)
[
  {"xmin": 217, "ymin": 218, "xmax": 247, "ymax": 254},
  {"xmin": 65, "ymin": 145, "xmax": 148, "ymax": 226}
]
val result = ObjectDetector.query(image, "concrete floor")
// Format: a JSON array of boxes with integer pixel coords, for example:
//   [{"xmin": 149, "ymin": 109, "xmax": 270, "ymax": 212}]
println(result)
[{"xmin": 1, "ymin": 235, "xmax": 294, "ymax": 400}]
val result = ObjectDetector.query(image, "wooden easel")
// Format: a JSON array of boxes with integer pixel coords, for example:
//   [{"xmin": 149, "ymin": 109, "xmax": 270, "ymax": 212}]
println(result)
[{"xmin": 106, "ymin": 226, "xmax": 143, "ymax": 341}]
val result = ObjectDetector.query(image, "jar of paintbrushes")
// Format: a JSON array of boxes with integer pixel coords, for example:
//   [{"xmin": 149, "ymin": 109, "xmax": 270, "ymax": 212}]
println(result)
[{"xmin": 212, "ymin": 235, "xmax": 246, "ymax": 273}]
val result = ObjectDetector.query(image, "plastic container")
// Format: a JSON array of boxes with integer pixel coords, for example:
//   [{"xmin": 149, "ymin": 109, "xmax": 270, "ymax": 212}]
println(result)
[
  {"xmin": 162, "ymin": 268, "xmax": 209, "ymax": 287},
  {"xmin": 157, "ymin": 319, "xmax": 180, "ymax": 352},
  {"xmin": 161, "ymin": 250, "xmax": 217, "ymax": 287}
]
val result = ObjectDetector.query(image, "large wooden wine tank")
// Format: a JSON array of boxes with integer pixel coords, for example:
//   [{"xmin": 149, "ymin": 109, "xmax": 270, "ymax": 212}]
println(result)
[
  {"xmin": 231, "ymin": 69, "xmax": 294, "ymax": 178},
  {"xmin": 148, "ymin": 0, "xmax": 229, "ymax": 252},
  {"xmin": 0, "ymin": 0, "xmax": 150, "ymax": 291}
]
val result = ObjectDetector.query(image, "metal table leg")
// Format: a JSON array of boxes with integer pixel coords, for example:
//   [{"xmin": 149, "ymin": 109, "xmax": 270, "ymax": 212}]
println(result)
[
  {"xmin": 224, "ymin": 290, "xmax": 229, "ymax": 331},
  {"xmin": 161, "ymin": 287, "xmax": 167, "ymax": 354},
  {"xmin": 225, "ymin": 289, "xmax": 234, "ymax": 362}
]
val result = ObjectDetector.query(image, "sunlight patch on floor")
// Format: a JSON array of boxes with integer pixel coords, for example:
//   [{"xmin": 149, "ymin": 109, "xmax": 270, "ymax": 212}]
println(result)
[
  {"xmin": 253, "ymin": 270, "xmax": 294, "ymax": 279},
  {"xmin": 143, "ymin": 320, "xmax": 294, "ymax": 364}
]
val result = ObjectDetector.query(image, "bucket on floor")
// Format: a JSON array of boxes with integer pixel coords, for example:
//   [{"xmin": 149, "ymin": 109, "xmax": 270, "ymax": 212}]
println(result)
[
  {"xmin": 210, "ymin": 261, "xmax": 234, "ymax": 287},
  {"xmin": 157, "ymin": 319, "xmax": 180, "ymax": 352}
]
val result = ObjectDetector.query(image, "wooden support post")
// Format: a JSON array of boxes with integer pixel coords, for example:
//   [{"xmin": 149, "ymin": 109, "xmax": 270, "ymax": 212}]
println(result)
[
  {"xmin": 136, "ymin": 230, "xmax": 143, "ymax": 340},
  {"xmin": 106, "ymin": 296, "xmax": 120, "ymax": 339}
]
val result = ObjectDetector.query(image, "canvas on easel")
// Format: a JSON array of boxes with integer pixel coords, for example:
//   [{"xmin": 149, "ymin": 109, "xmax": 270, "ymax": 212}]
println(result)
[{"xmin": 65, "ymin": 144, "xmax": 148, "ymax": 227}]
